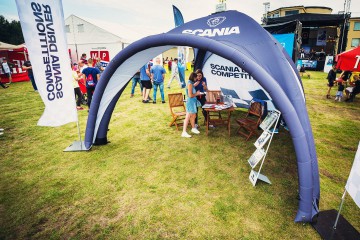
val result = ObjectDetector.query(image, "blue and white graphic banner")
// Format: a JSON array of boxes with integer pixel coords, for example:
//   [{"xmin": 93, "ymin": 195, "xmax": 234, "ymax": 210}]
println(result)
[
  {"xmin": 316, "ymin": 29, "xmax": 327, "ymax": 46},
  {"xmin": 172, "ymin": 5, "xmax": 184, "ymax": 27},
  {"xmin": 173, "ymin": 5, "xmax": 186, "ymax": 87},
  {"xmin": 203, "ymin": 54, "xmax": 274, "ymax": 109},
  {"xmin": 272, "ymin": 33, "xmax": 295, "ymax": 58},
  {"xmin": 323, "ymin": 56, "xmax": 334, "ymax": 73},
  {"xmin": 16, "ymin": 0, "xmax": 77, "ymax": 126}
]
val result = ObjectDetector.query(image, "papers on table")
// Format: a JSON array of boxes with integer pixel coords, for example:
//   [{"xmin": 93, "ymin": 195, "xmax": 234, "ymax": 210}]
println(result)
[
  {"xmin": 215, "ymin": 104, "xmax": 232, "ymax": 110},
  {"xmin": 202, "ymin": 104, "xmax": 215, "ymax": 108},
  {"xmin": 202, "ymin": 103, "xmax": 232, "ymax": 110}
]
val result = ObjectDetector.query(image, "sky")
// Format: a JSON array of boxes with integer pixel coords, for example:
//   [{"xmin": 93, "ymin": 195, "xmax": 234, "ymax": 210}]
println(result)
[{"xmin": 1, "ymin": 0, "xmax": 360, "ymax": 42}]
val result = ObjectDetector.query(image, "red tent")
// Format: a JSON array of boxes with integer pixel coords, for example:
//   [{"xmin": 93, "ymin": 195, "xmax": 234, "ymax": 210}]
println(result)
[
  {"xmin": 0, "ymin": 41, "xmax": 30, "ymax": 83},
  {"xmin": 335, "ymin": 46, "xmax": 360, "ymax": 71}
]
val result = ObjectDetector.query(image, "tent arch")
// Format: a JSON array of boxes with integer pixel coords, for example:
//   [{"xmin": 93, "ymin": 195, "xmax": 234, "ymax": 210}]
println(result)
[{"xmin": 84, "ymin": 33, "xmax": 319, "ymax": 222}]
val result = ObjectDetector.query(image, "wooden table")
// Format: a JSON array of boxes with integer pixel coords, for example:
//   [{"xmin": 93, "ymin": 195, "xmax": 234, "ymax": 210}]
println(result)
[{"xmin": 203, "ymin": 104, "xmax": 234, "ymax": 136}]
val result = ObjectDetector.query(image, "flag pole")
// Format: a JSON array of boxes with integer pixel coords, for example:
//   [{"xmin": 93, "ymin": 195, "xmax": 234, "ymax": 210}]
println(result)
[
  {"xmin": 333, "ymin": 189, "xmax": 347, "ymax": 229},
  {"xmin": 76, "ymin": 114, "xmax": 82, "ymax": 150},
  {"xmin": 64, "ymin": 109, "xmax": 88, "ymax": 151}
]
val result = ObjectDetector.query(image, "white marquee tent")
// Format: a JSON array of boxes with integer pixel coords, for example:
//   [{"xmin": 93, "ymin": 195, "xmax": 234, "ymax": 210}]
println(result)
[{"xmin": 65, "ymin": 15, "xmax": 129, "ymax": 64}]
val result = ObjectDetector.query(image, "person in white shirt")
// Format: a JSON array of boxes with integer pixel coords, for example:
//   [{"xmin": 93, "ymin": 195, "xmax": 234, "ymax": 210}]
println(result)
[
  {"xmin": 1, "ymin": 58, "xmax": 12, "ymax": 84},
  {"xmin": 167, "ymin": 58, "xmax": 181, "ymax": 88}
]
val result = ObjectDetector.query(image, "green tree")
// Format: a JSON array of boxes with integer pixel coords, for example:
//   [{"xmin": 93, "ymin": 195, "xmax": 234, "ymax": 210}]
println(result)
[{"xmin": 0, "ymin": 15, "xmax": 24, "ymax": 45}]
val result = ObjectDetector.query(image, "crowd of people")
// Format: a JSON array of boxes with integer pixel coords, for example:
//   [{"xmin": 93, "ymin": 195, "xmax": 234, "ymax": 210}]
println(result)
[
  {"xmin": 326, "ymin": 65, "xmax": 360, "ymax": 102},
  {"xmin": 3, "ymin": 52, "xmax": 359, "ymax": 120},
  {"xmin": 129, "ymin": 57, "xmax": 210, "ymax": 138},
  {"xmin": 130, "ymin": 57, "xmax": 184, "ymax": 104},
  {"xmin": 71, "ymin": 53, "xmax": 103, "ymax": 111},
  {"xmin": 299, "ymin": 48, "xmax": 326, "ymax": 61}
]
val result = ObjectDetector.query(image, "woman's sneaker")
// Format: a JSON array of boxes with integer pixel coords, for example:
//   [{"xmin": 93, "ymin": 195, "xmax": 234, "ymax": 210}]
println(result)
[
  {"xmin": 181, "ymin": 132, "xmax": 192, "ymax": 138},
  {"xmin": 191, "ymin": 128, "xmax": 200, "ymax": 134}
]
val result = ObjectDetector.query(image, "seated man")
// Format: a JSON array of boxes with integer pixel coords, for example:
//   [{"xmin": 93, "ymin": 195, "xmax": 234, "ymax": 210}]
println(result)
[{"xmin": 345, "ymin": 75, "xmax": 360, "ymax": 102}]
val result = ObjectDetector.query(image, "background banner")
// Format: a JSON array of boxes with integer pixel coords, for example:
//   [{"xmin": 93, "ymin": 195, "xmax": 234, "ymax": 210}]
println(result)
[
  {"xmin": 323, "ymin": 56, "xmax": 334, "ymax": 73},
  {"xmin": 172, "ymin": 5, "xmax": 184, "ymax": 28},
  {"xmin": 173, "ymin": 5, "xmax": 186, "ymax": 88},
  {"xmin": 316, "ymin": 29, "xmax": 327, "ymax": 46},
  {"xmin": 16, "ymin": 0, "xmax": 77, "ymax": 126},
  {"xmin": 202, "ymin": 54, "xmax": 275, "ymax": 110},
  {"xmin": 272, "ymin": 33, "xmax": 295, "ymax": 59}
]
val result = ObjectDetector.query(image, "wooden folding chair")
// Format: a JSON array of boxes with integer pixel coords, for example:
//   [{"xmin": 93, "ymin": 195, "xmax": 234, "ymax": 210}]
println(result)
[
  {"xmin": 206, "ymin": 90, "xmax": 221, "ymax": 103},
  {"xmin": 236, "ymin": 101, "xmax": 262, "ymax": 141},
  {"xmin": 168, "ymin": 93, "xmax": 186, "ymax": 130},
  {"xmin": 205, "ymin": 90, "xmax": 222, "ymax": 124}
]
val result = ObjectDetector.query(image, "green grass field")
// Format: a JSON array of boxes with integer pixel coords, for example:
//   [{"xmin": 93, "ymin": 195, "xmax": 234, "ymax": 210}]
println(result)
[{"xmin": 0, "ymin": 70, "xmax": 359, "ymax": 239}]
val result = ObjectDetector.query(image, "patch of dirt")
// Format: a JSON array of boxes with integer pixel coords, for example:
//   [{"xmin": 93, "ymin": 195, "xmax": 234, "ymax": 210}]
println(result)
[
  {"xmin": 319, "ymin": 168, "xmax": 345, "ymax": 184},
  {"xmin": 25, "ymin": 217, "xmax": 48, "ymax": 239}
]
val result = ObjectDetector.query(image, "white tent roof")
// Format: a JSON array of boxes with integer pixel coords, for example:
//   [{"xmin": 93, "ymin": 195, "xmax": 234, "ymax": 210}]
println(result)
[{"xmin": 65, "ymin": 15, "xmax": 129, "ymax": 45}]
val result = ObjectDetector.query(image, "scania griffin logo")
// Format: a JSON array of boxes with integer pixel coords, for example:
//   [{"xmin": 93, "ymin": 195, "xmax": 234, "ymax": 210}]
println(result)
[{"xmin": 207, "ymin": 17, "xmax": 226, "ymax": 27}]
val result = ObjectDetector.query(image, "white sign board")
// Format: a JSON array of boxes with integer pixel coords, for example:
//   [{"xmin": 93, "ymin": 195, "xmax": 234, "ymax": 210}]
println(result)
[
  {"xmin": 215, "ymin": 3, "xmax": 227, "ymax": 12},
  {"xmin": 323, "ymin": 56, "xmax": 334, "ymax": 73},
  {"xmin": 345, "ymin": 141, "xmax": 360, "ymax": 208},
  {"xmin": 249, "ymin": 170, "xmax": 271, "ymax": 186}
]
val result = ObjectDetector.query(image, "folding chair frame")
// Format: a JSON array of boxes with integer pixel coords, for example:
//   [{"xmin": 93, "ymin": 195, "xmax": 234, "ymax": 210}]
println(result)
[
  {"xmin": 236, "ymin": 101, "xmax": 262, "ymax": 141},
  {"xmin": 168, "ymin": 93, "xmax": 186, "ymax": 131}
]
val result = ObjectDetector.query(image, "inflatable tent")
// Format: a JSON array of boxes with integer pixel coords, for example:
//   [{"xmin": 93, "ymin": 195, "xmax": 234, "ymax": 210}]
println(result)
[{"xmin": 84, "ymin": 10, "xmax": 320, "ymax": 222}]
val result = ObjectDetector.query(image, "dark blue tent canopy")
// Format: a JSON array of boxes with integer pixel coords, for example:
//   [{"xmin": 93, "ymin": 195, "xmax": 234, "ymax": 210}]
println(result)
[{"xmin": 84, "ymin": 10, "xmax": 320, "ymax": 222}]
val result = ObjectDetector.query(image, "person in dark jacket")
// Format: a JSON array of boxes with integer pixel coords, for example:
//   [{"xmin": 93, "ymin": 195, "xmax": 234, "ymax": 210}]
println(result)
[{"xmin": 326, "ymin": 65, "xmax": 337, "ymax": 99}]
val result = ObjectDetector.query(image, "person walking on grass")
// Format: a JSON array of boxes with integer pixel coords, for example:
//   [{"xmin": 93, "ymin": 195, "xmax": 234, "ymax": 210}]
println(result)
[
  {"xmin": 1, "ymin": 58, "xmax": 12, "ymax": 84},
  {"xmin": 22, "ymin": 59, "xmax": 37, "ymax": 91},
  {"xmin": 130, "ymin": 70, "xmax": 142, "ymax": 98},
  {"xmin": 334, "ymin": 77, "xmax": 344, "ymax": 102},
  {"xmin": 326, "ymin": 64, "xmax": 336, "ymax": 99},
  {"xmin": 150, "ymin": 58, "xmax": 166, "ymax": 104},
  {"xmin": 72, "ymin": 65, "xmax": 84, "ymax": 110},
  {"xmin": 167, "ymin": 58, "xmax": 180, "ymax": 88},
  {"xmin": 141, "ymin": 61, "xmax": 152, "ymax": 103},
  {"xmin": 182, "ymin": 72, "xmax": 201, "ymax": 138},
  {"xmin": 0, "ymin": 77, "xmax": 9, "ymax": 89},
  {"xmin": 82, "ymin": 58, "xmax": 100, "ymax": 110}
]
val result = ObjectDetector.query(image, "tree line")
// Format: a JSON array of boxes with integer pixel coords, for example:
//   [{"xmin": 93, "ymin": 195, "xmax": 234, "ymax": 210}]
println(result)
[{"xmin": 0, "ymin": 15, "xmax": 24, "ymax": 45}]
